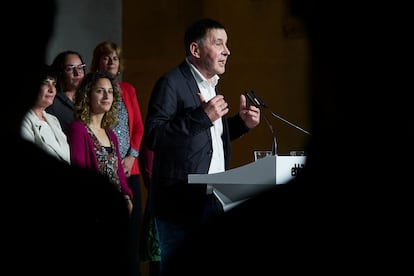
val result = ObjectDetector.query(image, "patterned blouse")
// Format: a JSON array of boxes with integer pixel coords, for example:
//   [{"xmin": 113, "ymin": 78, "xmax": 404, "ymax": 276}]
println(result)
[{"xmin": 86, "ymin": 126, "xmax": 121, "ymax": 192}]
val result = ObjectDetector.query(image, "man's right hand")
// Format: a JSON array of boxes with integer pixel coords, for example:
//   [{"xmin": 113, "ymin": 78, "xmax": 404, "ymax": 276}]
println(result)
[{"xmin": 197, "ymin": 93, "xmax": 229, "ymax": 122}]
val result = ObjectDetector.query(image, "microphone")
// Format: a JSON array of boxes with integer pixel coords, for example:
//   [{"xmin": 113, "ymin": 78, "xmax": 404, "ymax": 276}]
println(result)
[
  {"xmin": 250, "ymin": 91, "xmax": 311, "ymax": 136},
  {"xmin": 245, "ymin": 91, "xmax": 278, "ymax": 155}
]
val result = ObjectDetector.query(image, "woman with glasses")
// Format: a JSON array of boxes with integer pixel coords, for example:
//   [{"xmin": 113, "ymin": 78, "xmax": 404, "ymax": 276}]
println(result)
[{"xmin": 46, "ymin": 50, "xmax": 86, "ymax": 132}]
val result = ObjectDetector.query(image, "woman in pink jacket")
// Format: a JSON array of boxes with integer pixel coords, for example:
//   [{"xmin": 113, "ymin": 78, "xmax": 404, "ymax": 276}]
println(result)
[
  {"xmin": 90, "ymin": 41, "xmax": 145, "ymax": 276},
  {"xmin": 66, "ymin": 71, "xmax": 133, "ymax": 214}
]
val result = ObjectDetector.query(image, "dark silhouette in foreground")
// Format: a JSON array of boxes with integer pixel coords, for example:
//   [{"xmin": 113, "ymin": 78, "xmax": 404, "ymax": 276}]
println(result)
[{"xmin": 4, "ymin": 1, "xmax": 131, "ymax": 275}]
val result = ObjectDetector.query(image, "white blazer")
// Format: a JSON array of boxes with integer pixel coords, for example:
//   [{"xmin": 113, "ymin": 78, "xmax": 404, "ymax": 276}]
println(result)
[{"xmin": 21, "ymin": 110, "xmax": 71, "ymax": 164}]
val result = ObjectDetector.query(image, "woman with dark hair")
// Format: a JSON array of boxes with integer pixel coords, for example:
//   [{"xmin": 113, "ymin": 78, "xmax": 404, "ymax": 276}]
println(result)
[
  {"xmin": 46, "ymin": 50, "xmax": 86, "ymax": 132},
  {"xmin": 21, "ymin": 64, "xmax": 70, "ymax": 164}
]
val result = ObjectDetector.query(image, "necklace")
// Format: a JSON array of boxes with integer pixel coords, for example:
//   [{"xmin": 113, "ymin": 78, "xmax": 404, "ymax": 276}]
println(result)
[{"xmin": 88, "ymin": 124, "xmax": 105, "ymax": 134}]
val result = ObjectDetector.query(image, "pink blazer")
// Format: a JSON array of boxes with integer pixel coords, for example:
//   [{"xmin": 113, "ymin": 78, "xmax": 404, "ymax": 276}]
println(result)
[{"xmin": 66, "ymin": 120, "xmax": 133, "ymax": 198}]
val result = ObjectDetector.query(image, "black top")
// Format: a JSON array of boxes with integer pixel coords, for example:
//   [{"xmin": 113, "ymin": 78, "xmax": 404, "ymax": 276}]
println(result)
[{"xmin": 46, "ymin": 92, "xmax": 74, "ymax": 132}]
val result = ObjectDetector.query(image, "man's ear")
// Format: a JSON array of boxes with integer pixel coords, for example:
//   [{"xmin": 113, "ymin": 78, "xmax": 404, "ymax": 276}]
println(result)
[{"xmin": 190, "ymin": 42, "xmax": 200, "ymax": 58}]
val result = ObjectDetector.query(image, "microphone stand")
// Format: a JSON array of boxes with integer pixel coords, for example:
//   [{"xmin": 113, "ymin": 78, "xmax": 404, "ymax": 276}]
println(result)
[
  {"xmin": 262, "ymin": 112, "xmax": 278, "ymax": 155},
  {"xmin": 268, "ymin": 110, "xmax": 311, "ymax": 136},
  {"xmin": 251, "ymin": 91, "xmax": 312, "ymax": 136},
  {"xmin": 245, "ymin": 91, "xmax": 278, "ymax": 155}
]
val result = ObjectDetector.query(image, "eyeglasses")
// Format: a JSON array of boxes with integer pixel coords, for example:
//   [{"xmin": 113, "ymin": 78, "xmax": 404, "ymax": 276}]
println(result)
[{"xmin": 64, "ymin": 63, "xmax": 86, "ymax": 73}]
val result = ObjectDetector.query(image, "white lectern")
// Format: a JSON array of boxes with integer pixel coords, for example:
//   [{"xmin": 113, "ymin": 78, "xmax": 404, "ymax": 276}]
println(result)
[{"xmin": 188, "ymin": 155, "xmax": 306, "ymax": 210}]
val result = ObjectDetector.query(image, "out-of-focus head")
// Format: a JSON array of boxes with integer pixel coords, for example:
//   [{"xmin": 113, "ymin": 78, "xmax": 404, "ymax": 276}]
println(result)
[
  {"xmin": 8, "ymin": 0, "xmax": 56, "ymax": 135},
  {"xmin": 287, "ymin": 1, "xmax": 407, "ymax": 179}
]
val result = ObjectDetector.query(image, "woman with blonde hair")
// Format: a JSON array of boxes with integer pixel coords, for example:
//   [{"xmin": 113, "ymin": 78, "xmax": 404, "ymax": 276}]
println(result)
[{"xmin": 91, "ymin": 41, "xmax": 145, "ymax": 276}]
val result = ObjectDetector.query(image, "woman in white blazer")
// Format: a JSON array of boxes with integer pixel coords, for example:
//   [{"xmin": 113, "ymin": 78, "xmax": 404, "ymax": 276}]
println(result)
[{"xmin": 21, "ymin": 65, "xmax": 70, "ymax": 163}]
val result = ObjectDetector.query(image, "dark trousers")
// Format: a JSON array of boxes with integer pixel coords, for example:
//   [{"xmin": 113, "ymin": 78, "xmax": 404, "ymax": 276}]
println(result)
[{"xmin": 156, "ymin": 194, "xmax": 223, "ymax": 275}]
